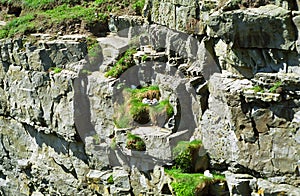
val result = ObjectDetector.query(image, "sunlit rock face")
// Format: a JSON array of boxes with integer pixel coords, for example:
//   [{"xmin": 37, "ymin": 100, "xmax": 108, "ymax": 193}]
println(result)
[{"xmin": 0, "ymin": 0, "xmax": 300, "ymax": 195}]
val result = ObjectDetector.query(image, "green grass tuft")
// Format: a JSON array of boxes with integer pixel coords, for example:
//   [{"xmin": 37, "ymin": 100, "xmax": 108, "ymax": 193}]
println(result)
[
  {"xmin": 105, "ymin": 47, "xmax": 137, "ymax": 78},
  {"xmin": 269, "ymin": 81, "xmax": 282, "ymax": 93},
  {"xmin": 126, "ymin": 132, "xmax": 146, "ymax": 151},
  {"xmin": 250, "ymin": 85, "xmax": 264, "ymax": 93},
  {"xmin": 107, "ymin": 174, "xmax": 114, "ymax": 184},
  {"xmin": 173, "ymin": 140, "xmax": 202, "ymax": 173},
  {"xmin": 165, "ymin": 168, "xmax": 226, "ymax": 196},
  {"xmin": 132, "ymin": 0, "xmax": 145, "ymax": 15},
  {"xmin": 0, "ymin": 13, "xmax": 35, "ymax": 38},
  {"xmin": 49, "ymin": 67, "xmax": 62, "ymax": 74},
  {"xmin": 0, "ymin": 2, "xmax": 108, "ymax": 39},
  {"xmin": 154, "ymin": 99, "xmax": 174, "ymax": 117},
  {"xmin": 42, "ymin": 4, "xmax": 107, "ymax": 23}
]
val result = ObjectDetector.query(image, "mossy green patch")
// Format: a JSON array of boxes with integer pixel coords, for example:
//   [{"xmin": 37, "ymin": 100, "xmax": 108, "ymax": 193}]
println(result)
[
  {"xmin": 173, "ymin": 140, "xmax": 202, "ymax": 173},
  {"xmin": 153, "ymin": 99, "xmax": 174, "ymax": 118},
  {"xmin": 0, "ymin": 13, "xmax": 35, "ymax": 38},
  {"xmin": 42, "ymin": 4, "xmax": 107, "ymax": 24},
  {"xmin": 107, "ymin": 174, "xmax": 114, "ymax": 184},
  {"xmin": 132, "ymin": 0, "xmax": 145, "ymax": 15},
  {"xmin": 0, "ymin": 0, "xmax": 146, "ymax": 38},
  {"xmin": 269, "ymin": 81, "xmax": 282, "ymax": 93},
  {"xmin": 126, "ymin": 132, "xmax": 146, "ymax": 151},
  {"xmin": 110, "ymin": 138, "xmax": 117, "ymax": 150},
  {"xmin": 250, "ymin": 85, "xmax": 264, "ymax": 93},
  {"xmin": 105, "ymin": 47, "xmax": 137, "ymax": 78},
  {"xmin": 165, "ymin": 168, "xmax": 226, "ymax": 196},
  {"xmin": 49, "ymin": 67, "xmax": 62, "ymax": 74},
  {"xmin": 0, "ymin": 3, "xmax": 108, "ymax": 39},
  {"xmin": 114, "ymin": 85, "xmax": 174, "ymax": 126}
]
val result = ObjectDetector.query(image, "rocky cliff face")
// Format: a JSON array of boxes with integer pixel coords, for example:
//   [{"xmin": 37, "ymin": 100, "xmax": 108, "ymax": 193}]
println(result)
[{"xmin": 0, "ymin": 0, "xmax": 300, "ymax": 195}]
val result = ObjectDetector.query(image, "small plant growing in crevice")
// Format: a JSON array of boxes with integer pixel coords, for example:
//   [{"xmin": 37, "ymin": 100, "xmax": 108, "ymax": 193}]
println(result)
[
  {"xmin": 110, "ymin": 137, "xmax": 117, "ymax": 150},
  {"xmin": 250, "ymin": 85, "xmax": 264, "ymax": 93},
  {"xmin": 92, "ymin": 134, "xmax": 101, "ymax": 145},
  {"xmin": 81, "ymin": 69, "xmax": 92, "ymax": 75},
  {"xmin": 269, "ymin": 81, "xmax": 282, "ymax": 93},
  {"xmin": 173, "ymin": 140, "xmax": 202, "ymax": 173},
  {"xmin": 132, "ymin": 0, "xmax": 145, "ymax": 15},
  {"xmin": 141, "ymin": 54, "xmax": 148, "ymax": 62},
  {"xmin": 113, "ymin": 105, "xmax": 131, "ymax": 128},
  {"xmin": 86, "ymin": 37, "xmax": 102, "ymax": 67},
  {"xmin": 126, "ymin": 132, "xmax": 146, "ymax": 151},
  {"xmin": 107, "ymin": 175, "xmax": 114, "ymax": 184},
  {"xmin": 105, "ymin": 47, "xmax": 137, "ymax": 78},
  {"xmin": 49, "ymin": 67, "xmax": 63, "ymax": 74},
  {"xmin": 153, "ymin": 99, "xmax": 174, "ymax": 118}
]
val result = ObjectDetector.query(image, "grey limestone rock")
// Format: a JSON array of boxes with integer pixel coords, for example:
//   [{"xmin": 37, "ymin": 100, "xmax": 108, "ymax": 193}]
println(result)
[{"xmin": 201, "ymin": 72, "xmax": 300, "ymax": 180}]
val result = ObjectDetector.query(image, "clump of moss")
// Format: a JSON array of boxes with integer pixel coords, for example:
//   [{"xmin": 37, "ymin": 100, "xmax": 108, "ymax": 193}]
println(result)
[
  {"xmin": 105, "ymin": 47, "xmax": 137, "ymax": 78},
  {"xmin": 165, "ymin": 168, "xmax": 226, "ymax": 196},
  {"xmin": 153, "ymin": 99, "xmax": 174, "ymax": 118},
  {"xmin": 173, "ymin": 140, "xmax": 202, "ymax": 173},
  {"xmin": 114, "ymin": 85, "xmax": 174, "ymax": 127},
  {"xmin": 126, "ymin": 85, "xmax": 159, "ymax": 124},
  {"xmin": 126, "ymin": 132, "xmax": 146, "ymax": 151}
]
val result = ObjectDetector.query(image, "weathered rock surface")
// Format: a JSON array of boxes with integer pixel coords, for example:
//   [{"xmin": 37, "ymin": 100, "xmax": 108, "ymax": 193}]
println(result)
[
  {"xmin": 201, "ymin": 72, "xmax": 300, "ymax": 192},
  {"xmin": 1, "ymin": 0, "xmax": 300, "ymax": 195}
]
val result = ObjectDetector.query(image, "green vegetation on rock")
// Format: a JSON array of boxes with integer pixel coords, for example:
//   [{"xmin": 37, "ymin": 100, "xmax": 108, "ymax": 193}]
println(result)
[
  {"xmin": 0, "ymin": 0, "xmax": 145, "ymax": 39},
  {"xmin": 107, "ymin": 174, "xmax": 114, "ymax": 184},
  {"xmin": 0, "ymin": 14, "xmax": 35, "ymax": 38},
  {"xmin": 166, "ymin": 168, "xmax": 226, "ymax": 196},
  {"xmin": 114, "ymin": 85, "xmax": 174, "ymax": 127},
  {"xmin": 105, "ymin": 47, "xmax": 137, "ymax": 78},
  {"xmin": 141, "ymin": 54, "xmax": 148, "ymax": 62},
  {"xmin": 49, "ymin": 67, "xmax": 63, "ymax": 74},
  {"xmin": 153, "ymin": 99, "xmax": 174, "ymax": 118},
  {"xmin": 0, "ymin": 3, "xmax": 107, "ymax": 38},
  {"xmin": 0, "ymin": 0, "xmax": 80, "ymax": 9},
  {"xmin": 251, "ymin": 85, "xmax": 264, "ymax": 93},
  {"xmin": 173, "ymin": 140, "xmax": 202, "ymax": 173},
  {"xmin": 127, "ymin": 85, "xmax": 159, "ymax": 120},
  {"xmin": 132, "ymin": 0, "xmax": 145, "ymax": 15},
  {"xmin": 110, "ymin": 137, "xmax": 117, "ymax": 150},
  {"xmin": 247, "ymin": 80, "xmax": 283, "ymax": 94},
  {"xmin": 269, "ymin": 81, "xmax": 282, "ymax": 93},
  {"xmin": 126, "ymin": 132, "xmax": 146, "ymax": 151}
]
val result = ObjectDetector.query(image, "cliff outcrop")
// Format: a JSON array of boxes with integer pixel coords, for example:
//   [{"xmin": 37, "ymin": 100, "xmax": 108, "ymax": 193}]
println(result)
[{"xmin": 0, "ymin": 0, "xmax": 299, "ymax": 195}]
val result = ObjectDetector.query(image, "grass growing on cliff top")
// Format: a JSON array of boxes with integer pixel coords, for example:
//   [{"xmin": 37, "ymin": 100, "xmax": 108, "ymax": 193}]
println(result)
[
  {"xmin": 0, "ymin": 3, "xmax": 108, "ymax": 38},
  {"xmin": 0, "ymin": 13, "xmax": 35, "ymax": 38},
  {"xmin": 0, "ymin": 0, "xmax": 145, "ymax": 38},
  {"xmin": 165, "ymin": 168, "xmax": 225, "ymax": 196}
]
